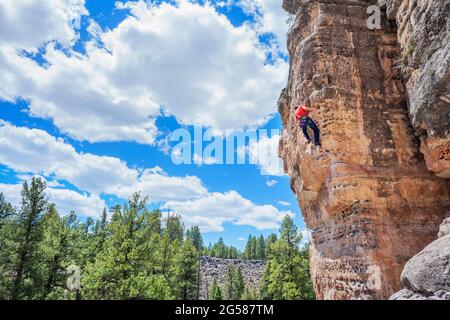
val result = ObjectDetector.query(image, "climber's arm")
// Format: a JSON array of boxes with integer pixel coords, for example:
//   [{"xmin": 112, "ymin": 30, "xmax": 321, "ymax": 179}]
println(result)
[{"xmin": 302, "ymin": 105, "xmax": 318, "ymax": 111}]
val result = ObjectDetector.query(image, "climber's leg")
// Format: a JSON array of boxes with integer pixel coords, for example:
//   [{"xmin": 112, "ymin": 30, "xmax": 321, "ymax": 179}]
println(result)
[
  {"xmin": 307, "ymin": 117, "xmax": 321, "ymax": 146},
  {"xmin": 300, "ymin": 120, "xmax": 311, "ymax": 144}
]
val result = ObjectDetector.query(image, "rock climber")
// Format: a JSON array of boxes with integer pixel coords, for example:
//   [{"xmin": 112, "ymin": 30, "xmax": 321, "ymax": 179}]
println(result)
[{"xmin": 295, "ymin": 97, "xmax": 321, "ymax": 147}]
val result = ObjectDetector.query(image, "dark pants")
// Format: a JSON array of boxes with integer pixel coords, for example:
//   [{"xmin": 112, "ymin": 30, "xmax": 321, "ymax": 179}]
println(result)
[{"xmin": 299, "ymin": 116, "xmax": 320, "ymax": 145}]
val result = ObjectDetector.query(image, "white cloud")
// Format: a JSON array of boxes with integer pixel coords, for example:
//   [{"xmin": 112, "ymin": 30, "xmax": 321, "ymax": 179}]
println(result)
[
  {"xmin": 0, "ymin": 122, "xmax": 291, "ymax": 230},
  {"xmin": 164, "ymin": 190, "xmax": 294, "ymax": 232},
  {"xmin": 45, "ymin": 187, "xmax": 106, "ymax": 217},
  {"xmin": 237, "ymin": 0, "xmax": 289, "ymax": 52},
  {"xmin": 0, "ymin": 122, "xmax": 207, "ymax": 202},
  {"xmin": 193, "ymin": 153, "xmax": 220, "ymax": 165},
  {"xmin": 113, "ymin": 168, "xmax": 208, "ymax": 202},
  {"xmin": 265, "ymin": 179, "xmax": 278, "ymax": 187},
  {"xmin": 0, "ymin": 0, "xmax": 288, "ymax": 144},
  {"xmin": 0, "ymin": 122, "xmax": 137, "ymax": 194},
  {"xmin": 0, "ymin": 182, "xmax": 106, "ymax": 218},
  {"xmin": 0, "ymin": 0, "xmax": 87, "ymax": 51},
  {"xmin": 238, "ymin": 237, "xmax": 246, "ymax": 241},
  {"xmin": 277, "ymin": 200, "xmax": 290, "ymax": 206},
  {"xmin": 248, "ymin": 133, "xmax": 285, "ymax": 176},
  {"xmin": 16, "ymin": 173, "xmax": 64, "ymax": 188}
]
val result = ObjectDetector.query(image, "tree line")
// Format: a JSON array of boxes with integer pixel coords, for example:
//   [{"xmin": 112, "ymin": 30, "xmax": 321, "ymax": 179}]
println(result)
[
  {"xmin": 205, "ymin": 216, "xmax": 315, "ymax": 300},
  {"xmin": 0, "ymin": 177, "xmax": 314, "ymax": 300},
  {"xmin": 204, "ymin": 233, "xmax": 276, "ymax": 260}
]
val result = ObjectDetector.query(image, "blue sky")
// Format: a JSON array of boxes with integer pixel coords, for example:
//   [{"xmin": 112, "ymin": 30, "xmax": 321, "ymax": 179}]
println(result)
[{"xmin": 0, "ymin": 0, "xmax": 306, "ymax": 250}]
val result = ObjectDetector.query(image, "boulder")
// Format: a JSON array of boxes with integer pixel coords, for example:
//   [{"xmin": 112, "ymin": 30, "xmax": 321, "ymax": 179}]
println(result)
[{"xmin": 390, "ymin": 219, "xmax": 450, "ymax": 300}]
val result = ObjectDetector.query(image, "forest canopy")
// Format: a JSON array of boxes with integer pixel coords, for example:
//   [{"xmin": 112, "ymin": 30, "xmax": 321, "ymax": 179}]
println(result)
[{"xmin": 0, "ymin": 177, "xmax": 314, "ymax": 300}]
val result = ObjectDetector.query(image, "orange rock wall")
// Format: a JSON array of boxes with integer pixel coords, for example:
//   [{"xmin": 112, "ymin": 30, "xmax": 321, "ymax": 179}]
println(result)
[{"xmin": 278, "ymin": 0, "xmax": 450, "ymax": 299}]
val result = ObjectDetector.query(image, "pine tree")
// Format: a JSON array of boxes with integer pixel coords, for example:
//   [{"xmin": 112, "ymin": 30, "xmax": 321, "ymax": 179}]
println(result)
[
  {"xmin": 256, "ymin": 235, "xmax": 266, "ymax": 260},
  {"xmin": 208, "ymin": 278, "xmax": 222, "ymax": 300},
  {"xmin": 0, "ymin": 193, "xmax": 13, "ymax": 229},
  {"xmin": 40, "ymin": 204, "xmax": 64, "ymax": 299},
  {"xmin": 82, "ymin": 192, "xmax": 151, "ymax": 299},
  {"xmin": 233, "ymin": 267, "xmax": 245, "ymax": 300},
  {"xmin": 93, "ymin": 208, "xmax": 109, "ymax": 253},
  {"xmin": 228, "ymin": 246, "xmax": 238, "ymax": 259},
  {"xmin": 172, "ymin": 240, "xmax": 199, "ymax": 299},
  {"xmin": 265, "ymin": 233, "xmax": 277, "ymax": 258},
  {"xmin": 10, "ymin": 177, "xmax": 48, "ymax": 299},
  {"xmin": 250, "ymin": 236, "xmax": 257, "ymax": 260},
  {"xmin": 241, "ymin": 286, "xmax": 258, "ymax": 300},
  {"xmin": 0, "ymin": 193, "xmax": 14, "ymax": 298},
  {"xmin": 224, "ymin": 265, "xmax": 235, "ymax": 300},
  {"xmin": 260, "ymin": 215, "xmax": 315, "ymax": 300},
  {"xmin": 40, "ymin": 206, "xmax": 86, "ymax": 300},
  {"xmin": 244, "ymin": 234, "xmax": 252, "ymax": 259},
  {"xmin": 187, "ymin": 226, "xmax": 203, "ymax": 252}
]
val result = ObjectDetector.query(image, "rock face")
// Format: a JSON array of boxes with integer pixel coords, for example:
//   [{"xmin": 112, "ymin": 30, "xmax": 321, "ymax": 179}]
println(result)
[
  {"xmin": 390, "ymin": 220, "xmax": 450, "ymax": 300},
  {"xmin": 198, "ymin": 256, "xmax": 265, "ymax": 300},
  {"xmin": 385, "ymin": 0, "xmax": 450, "ymax": 178},
  {"xmin": 438, "ymin": 217, "xmax": 450, "ymax": 238},
  {"xmin": 278, "ymin": 0, "xmax": 450, "ymax": 299}
]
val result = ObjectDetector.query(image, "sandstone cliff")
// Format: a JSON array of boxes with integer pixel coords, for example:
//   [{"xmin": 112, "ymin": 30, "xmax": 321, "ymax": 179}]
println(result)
[{"xmin": 278, "ymin": 0, "xmax": 450, "ymax": 299}]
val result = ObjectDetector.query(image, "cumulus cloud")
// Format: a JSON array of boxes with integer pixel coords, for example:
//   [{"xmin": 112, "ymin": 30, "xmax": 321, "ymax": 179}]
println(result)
[
  {"xmin": 0, "ymin": 1, "xmax": 292, "ymax": 231},
  {"xmin": 0, "ymin": 122, "xmax": 137, "ymax": 193},
  {"xmin": 277, "ymin": 200, "xmax": 290, "ymax": 206},
  {"xmin": 0, "ymin": 0, "xmax": 87, "ymax": 51},
  {"xmin": 236, "ymin": 0, "xmax": 289, "ymax": 52},
  {"xmin": 0, "ymin": 122, "xmax": 290, "ymax": 231},
  {"xmin": 0, "ymin": 122, "xmax": 207, "ymax": 201},
  {"xmin": 164, "ymin": 190, "xmax": 294, "ymax": 232},
  {"xmin": 248, "ymin": 133, "xmax": 285, "ymax": 176},
  {"xmin": 0, "ymin": 0, "xmax": 288, "ymax": 144},
  {"xmin": 265, "ymin": 179, "xmax": 278, "ymax": 187},
  {"xmin": 113, "ymin": 168, "xmax": 208, "ymax": 202},
  {"xmin": 0, "ymin": 182, "xmax": 106, "ymax": 218}
]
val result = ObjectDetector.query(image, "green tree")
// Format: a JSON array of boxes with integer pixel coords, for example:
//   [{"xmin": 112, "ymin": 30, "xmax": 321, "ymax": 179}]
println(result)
[
  {"xmin": 233, "ymin": 267, "xmax": 245, "ymax": 299},
  {"xmin": 186, "ymin": 226, "xmax": 203, "ymax": 252},
  {"xmin": 93, "ymin": 208, "xmax": 109, "ymax": 254},
  {"xmin": 160, "ymin": 214, "xmax": 183, "ymax": 276},
  {"xmin": 260, "ymin": 215, "xmax": 315, "ymax": 300},
  {"xmin": 256, "ymin": 235, "xmax": 266, "ymax": 260},
  {"xmin": 265, "ymin": 233, "xmax": 277, "ymax": 258},
  {"xmin": 82, "ymin": 192, "xmax": 152, "ymax": 299},
  {"xmin": 241, "ymin": 286, "xmax": 258, "ymax": 300},
  {"xmin": 0, "ymin": 193, "xmax": 14, "ymax": 298},
  {"xmin": 40, "ymin": 204, "xmax": 66, "ymax": 299},
  {"xmin": 0, "ymin": 193, "xmax": 13, "ymax": 229},
  {"xmin": 40, "ymin": 206, "xmax": 84, "ymax": 299},
  {"xmin": 224, "ymin": 265, "xmax": 245, "ymax": 300},
  {"xmin": 208, "ymin": 278, "xmax": 222, "ymax": 300},
  {"xmin": 244, "ymin": 235, "xmax": 253, "ymax": 259},
  {"xmin": 9, "ymin": 177, "xmax": 48, "ymax": 299},
  {"xmin": 250, "ymin": 236, "xmax": 257, "ymax": 259},
  {"xmin": 172, "ymin": 240, "xmax": 199, "ymax": 299},
  {"xmin": 228, "ymin": 246, "xmax": 239, "ymax": 259}
]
